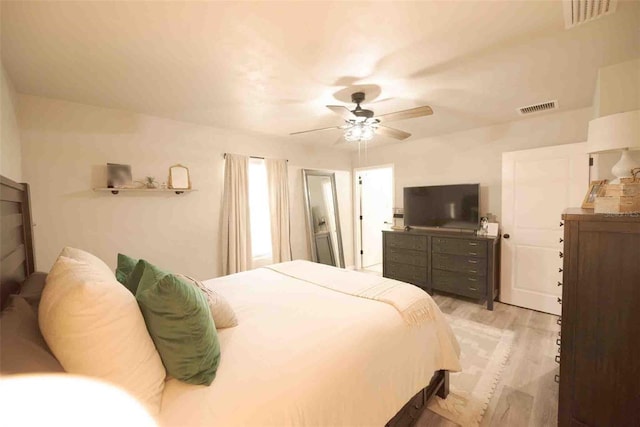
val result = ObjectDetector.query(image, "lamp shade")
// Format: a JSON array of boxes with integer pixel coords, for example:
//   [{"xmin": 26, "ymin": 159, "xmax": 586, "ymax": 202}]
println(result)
[{"xmin": 587, "ymin": 110, "xmax": 640, "ymax": 153}]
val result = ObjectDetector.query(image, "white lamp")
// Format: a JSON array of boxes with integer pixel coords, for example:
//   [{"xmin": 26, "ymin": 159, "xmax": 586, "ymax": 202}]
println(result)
[{"xmin": 587, "ymin": 110, "xmax": 640, "ymax": 183}]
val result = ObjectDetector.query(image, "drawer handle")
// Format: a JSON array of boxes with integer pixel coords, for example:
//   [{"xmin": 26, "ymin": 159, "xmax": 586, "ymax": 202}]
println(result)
[
  {"xmin": 469, "ymin": 287, "xmax": 478, "ymax": 291},
  {"xmin": 558, "ymin": 267, "xmax": 563, "ymax": 273},
  {"xmin": 468, "ymin": 278, "xmax": 477, "ymax": 282},
  {"xmin": 557, "ymin": 281, "xmax": 562, "ymax": 287},
  {"xmin": 557, "ymin": 297, "xmax": 562, "ymax": 305},
  {"xmin": 469, "ymin": 269, "xmax": 478, "ymax": 273},
  {"xmin": 468, "ymin": 260, "xmax": 478, "ymax": 264},
  {"xmin": 559, "ymin": 251, "xmax": 564, "ymax": 258},
  {"xmin": 468, "ymin": 252, "xmax": 478, "ymax": 256},
  {"xmin": 559, "ymin": 237, "xmax": 564, "ymax": 243},
  {"xmin": 468, "ymin": 242, "xmax": 478, "ymax": 246},
  {"xmin": 554, "ymin": 374, "xmax": 560, "ymax": 384},
  {"xmin": 555, "ymin": 355, "xmax": 560, "ymax": 364},
  {"xmin": 556, "ymin": 338, "xmax": 561, "ymax": 346},
  {"xmin": 557, "ymin": 318, "xmax": 561, "ymax": 326}
]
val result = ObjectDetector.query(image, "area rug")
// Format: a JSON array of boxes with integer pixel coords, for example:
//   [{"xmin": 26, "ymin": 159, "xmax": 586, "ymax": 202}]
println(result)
[{"xmin": 427, "ymin": 316, "xmax": 515, "ymax": 427}]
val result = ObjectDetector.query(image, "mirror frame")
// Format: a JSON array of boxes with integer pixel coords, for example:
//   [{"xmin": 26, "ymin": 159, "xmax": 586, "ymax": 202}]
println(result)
[
  {"xmin": 302, "ymin": 169, "xmax": 345, "ymax": 268},
  {"xmin": 168, "ymin": 164, "xmax": 191, "ymax": 189}
]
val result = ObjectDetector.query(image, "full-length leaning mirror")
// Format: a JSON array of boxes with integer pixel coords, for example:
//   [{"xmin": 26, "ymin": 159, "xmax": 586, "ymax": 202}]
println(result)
[{"xmin": 302, "ymin": 169, "xmax": 345, "ymax": 268}]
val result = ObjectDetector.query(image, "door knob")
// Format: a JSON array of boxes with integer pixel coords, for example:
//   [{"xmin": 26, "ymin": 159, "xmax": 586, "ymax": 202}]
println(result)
[{"xmin": 503, "ymin": 234, "xmax": 510, "ymax": 239}]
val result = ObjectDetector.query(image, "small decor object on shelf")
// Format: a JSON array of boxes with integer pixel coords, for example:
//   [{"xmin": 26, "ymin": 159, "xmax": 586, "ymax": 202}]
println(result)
[
  {"xmin": 107, "ymin": 163, "xmax": 132, "ymax": 188},
  {"xmin": 391, "ymin": 207, "xmax": 404, "ymax": 230},
  {"xmin": 594, "ymin": 168, "xmax": 640, "ymax": 214},
  {"xmin": 486, "ymin": 223, "xmax": 499, "ymax": 237},
  {"xmin": 581, "ymin": 180, "xmax": 608, "ymax": 209},
  {"xmin": 478, "ymin": 217, "xmax": 489, "ymax": 235},
  {"xmin": 169, "ymin": 164, "xmax": 191, "ymax": 190},
  {"xmin": 140, "ymin": 176, "xmax": 158, "ymax": 189}
]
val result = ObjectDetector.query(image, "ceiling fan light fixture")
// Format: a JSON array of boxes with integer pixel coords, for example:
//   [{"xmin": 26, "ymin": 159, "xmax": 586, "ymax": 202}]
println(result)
[
  {"xmin": 292, "ymin": 91, "xmax": 431, "ymax": 143},
  {"xmin": 344, "ymin": 122, "xmax": 376, "ymax": 142}
]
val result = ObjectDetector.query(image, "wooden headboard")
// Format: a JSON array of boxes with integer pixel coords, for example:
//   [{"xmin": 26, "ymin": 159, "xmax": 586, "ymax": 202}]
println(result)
[{"xmin": 1, "ymin": 175, "xmax": 35, "ymax": 309}]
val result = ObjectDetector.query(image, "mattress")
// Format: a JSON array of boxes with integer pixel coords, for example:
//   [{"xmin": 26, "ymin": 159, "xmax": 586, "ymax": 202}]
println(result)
[{"xmin": 159, "ymin": 265, "xmax": 461, "ymax": 427}]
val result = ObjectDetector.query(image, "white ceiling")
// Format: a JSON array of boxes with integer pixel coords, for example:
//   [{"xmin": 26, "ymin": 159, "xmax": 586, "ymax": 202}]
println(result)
[{"xmin": 2, "ymin": 1, "xmax": 639, "ymax": 148}]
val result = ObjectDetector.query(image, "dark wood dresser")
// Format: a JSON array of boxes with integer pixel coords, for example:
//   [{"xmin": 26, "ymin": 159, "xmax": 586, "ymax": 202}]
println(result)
[
  {"xmin": 558, "ymin": 209, "xmax": 640, "ymax": 427},
  {"xmin": 382, "ymin": 229, "xmax": 500, "ymax": 310}
]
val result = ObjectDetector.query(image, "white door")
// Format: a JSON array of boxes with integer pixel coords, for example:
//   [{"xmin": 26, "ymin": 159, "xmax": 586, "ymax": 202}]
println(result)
[
  {"xmin": 501, "ymin": 143, "xmax": 589, "ymax": 315},
  {"xmin": 356, "ymin": 166, "xmax": 394, "ymax": 269}
]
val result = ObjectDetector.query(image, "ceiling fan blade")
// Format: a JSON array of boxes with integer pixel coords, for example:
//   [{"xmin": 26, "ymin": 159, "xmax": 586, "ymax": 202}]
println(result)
[
  {"xmin": 327, "ymin": 105, "xmax": 356, "ymax": 120},
  {"xmin": 290, "ymin": 125, "xmax": 345, "ymax": 136},
  {"xmin": 376, "ymin": 125, "xmax": 411, "ymax": 140},
  {"xmin": 376, "ymin": 106, "xmax": 433, "ymax": 123}
]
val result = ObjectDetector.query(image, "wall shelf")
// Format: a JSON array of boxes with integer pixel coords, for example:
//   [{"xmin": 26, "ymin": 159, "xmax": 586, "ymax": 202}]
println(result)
[{"xmin": 93, "ymin": 188, "xmax": 195, "ymax": 195}]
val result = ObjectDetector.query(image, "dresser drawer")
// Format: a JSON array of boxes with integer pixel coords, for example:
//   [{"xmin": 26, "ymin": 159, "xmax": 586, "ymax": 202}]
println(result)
[
  {"xmin": 386, "ymin": 247, "xmax": 427, "ymax": 267},
  {"xmin": 385, "ymin": 233, "xmax": 427, "ymax": 252},
  {"xmin": 432, "ymin": 237, "xmax": 487, "ymax": 257},
  {"xmin": 384, "ymin": 262, "xmax": 427, "ymax": 287},
  {"xmin": 432, "ymin": 269, "xmax": 486, "ymax": 298},
  {"xmin": 432, "ymin": 253, "xmax": 487, "ymax": 275}
]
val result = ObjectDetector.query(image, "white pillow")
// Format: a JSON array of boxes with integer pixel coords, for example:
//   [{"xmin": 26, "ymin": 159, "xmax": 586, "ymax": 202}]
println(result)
[
  {"xmin": 60, "ymin": 246, "xmax": 114, "ymax": 279},
  {"xmin": 177, "ymin": 274, "xmax": 238, "ymax": 329},
  {"xmin": 39, "ymin": 254, "xmax": 166, "ymax": 414}
]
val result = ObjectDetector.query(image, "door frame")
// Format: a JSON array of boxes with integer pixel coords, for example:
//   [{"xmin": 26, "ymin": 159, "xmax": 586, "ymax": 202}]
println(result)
[{"xmin": 353, "ymin": 164, "xmax": 395, "ymax": 270}]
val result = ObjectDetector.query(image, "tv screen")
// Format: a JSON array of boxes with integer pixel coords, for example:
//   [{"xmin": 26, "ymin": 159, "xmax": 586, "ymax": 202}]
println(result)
[{"xmin": 403, "ymin": 184, "xmax": 479, "ymax": 230}]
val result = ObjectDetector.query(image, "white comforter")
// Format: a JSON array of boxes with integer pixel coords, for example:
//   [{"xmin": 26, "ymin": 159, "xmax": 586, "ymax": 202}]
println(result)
[{"xmin": 159, "ymin": 264, "xmax": 461, "ymax": 427}]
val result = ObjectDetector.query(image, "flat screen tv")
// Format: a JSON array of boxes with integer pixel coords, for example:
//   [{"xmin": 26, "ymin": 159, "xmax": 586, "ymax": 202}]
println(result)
[{"xmin": 403, "ymin": 184, "xmax": 479, "ymax": 230}]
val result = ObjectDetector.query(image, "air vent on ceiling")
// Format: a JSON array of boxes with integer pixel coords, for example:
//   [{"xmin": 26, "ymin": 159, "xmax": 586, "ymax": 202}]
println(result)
[
  {"xmin": 562, "ymin": 0, "xmax": 618, "ymax": 29},
  {"xmin": 517, "ymin": 100, "xmax": 559, "ymax": 116}
]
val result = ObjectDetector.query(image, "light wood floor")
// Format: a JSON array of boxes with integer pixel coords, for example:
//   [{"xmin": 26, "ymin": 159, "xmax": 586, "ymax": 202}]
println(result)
[{"xmin": 417, "ymin": 294, "xmax": 560, "ymax": 427}]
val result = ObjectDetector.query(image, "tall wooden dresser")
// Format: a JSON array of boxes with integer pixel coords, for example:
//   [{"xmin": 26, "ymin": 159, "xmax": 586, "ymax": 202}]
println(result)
[{"xmin": 558, "ymin": 209, "xmax": 640, "ymax": 427}]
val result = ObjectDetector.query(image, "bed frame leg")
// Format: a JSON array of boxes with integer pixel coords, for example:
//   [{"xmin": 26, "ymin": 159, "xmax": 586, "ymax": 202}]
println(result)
[{"xmin": 436, "ymin": 370, "xmax": 449, "ymax": 399}]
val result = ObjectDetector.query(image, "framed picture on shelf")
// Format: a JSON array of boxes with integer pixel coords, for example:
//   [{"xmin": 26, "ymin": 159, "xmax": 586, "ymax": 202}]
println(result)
[
  {"xmin": 107, "ymin": 163, "xmax": 133, "ymax": 188},
  {"xmin": 581, "ymin": 180, "xmax": 607, "ymax": 209}
]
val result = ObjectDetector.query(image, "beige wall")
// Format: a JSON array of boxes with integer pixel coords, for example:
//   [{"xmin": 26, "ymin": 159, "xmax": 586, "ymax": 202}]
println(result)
[
  {"xmin": 351, "ymin": 107, "xmax": 593, "ymax": 222},
  {"xmin": 593, "ymin": 58, "xmax": 640, "ymax": 118},
  {"xmin": 1, "ymin": 65, "xmax": 22, "ymax": 181},
  {"xmin": 18, "ymin": 95, "xmax": 354, "ymax": 277}
]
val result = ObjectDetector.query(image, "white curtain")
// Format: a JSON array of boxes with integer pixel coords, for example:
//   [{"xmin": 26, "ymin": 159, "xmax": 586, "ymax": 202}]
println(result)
[
  {"xmin": 220, "ymin": 154, "xmax": 252, "ymax": 275},
  {"xmin": 265, "ymin": 158, "xmax": 292, "ymax": 263}
]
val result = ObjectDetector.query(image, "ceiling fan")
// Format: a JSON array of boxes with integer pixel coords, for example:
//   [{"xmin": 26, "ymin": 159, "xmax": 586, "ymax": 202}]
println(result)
[{"xmin": 290, "ymin": 92, "xmax": 433, "ymax": 142}]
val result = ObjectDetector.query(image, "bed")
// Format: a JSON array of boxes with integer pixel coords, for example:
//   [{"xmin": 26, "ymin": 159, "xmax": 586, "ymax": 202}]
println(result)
[{"xmin": 0, "ymin": 175, "xmax": 461, "ymax": 426}]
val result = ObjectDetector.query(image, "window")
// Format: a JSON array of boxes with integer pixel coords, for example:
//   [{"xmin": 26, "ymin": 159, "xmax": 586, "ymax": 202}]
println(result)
[{"xmin": 248, "ymin": 158, "xmax": 272, "ymax": 265}]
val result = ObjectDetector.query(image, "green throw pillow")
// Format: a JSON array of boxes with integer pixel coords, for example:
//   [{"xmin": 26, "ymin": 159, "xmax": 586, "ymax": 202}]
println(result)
[
  {"xmin": 127, "ymin": 260, "xmax": 146, "ymax": 294},
  {"xmin": 115, "ymin": 253, "xmax": 137, "ymax": 286},
  {"xmin": 135, "ymin": 260, "xmax": 220, "ymax": 386},
  {"xmin": 116, "ymin": 254, "xmax": 146, "ymax": 294}
]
